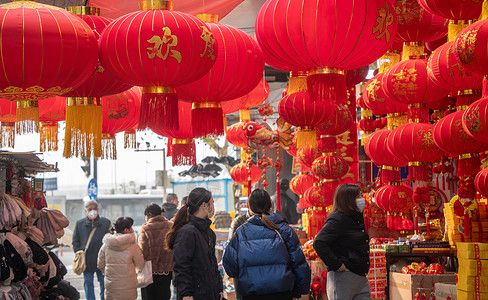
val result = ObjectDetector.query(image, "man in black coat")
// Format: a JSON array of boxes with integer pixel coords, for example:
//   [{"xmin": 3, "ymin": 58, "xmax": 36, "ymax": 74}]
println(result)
[
  {"xmin": 72, "ymin": 199, "xmax": 111, "ymax": 300},
  {"xmin": 162, "ymin": 193, "xmax": 179, "ymax": 220},
  {"xmin": 278, "ymin": 179, "xmax": 301, "ymax": 224}
]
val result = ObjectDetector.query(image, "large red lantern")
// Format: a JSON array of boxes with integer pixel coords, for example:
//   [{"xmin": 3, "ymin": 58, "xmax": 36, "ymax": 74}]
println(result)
[
  {"xmin": 312, "ymin": 155, "xmax": 350, "ymax": 181},
  {"xmin": 0, "ymin": 2, "xmax": 98, "ymax": 102},
  {"xmin": 278, "ymin": 91, "xmax": 332, "ymax": 148},
  {"xmin": 454, "ymin": 20, "xmax": 488, "ymax": 76},
  {"xmin": 433, "ymin": 110, "xmax": 488, "ymax": 178},
  {"xmin": 363, "ymin": 73, "xmax": 409, "ymax": 116},
  {"xmin": 255, "ymin": 0, "xmax": 397, "ymax": 104},
  {"xmin": 99, "ymin": 2, "xmax": 218, "ymax": 131},
  {"xmin": 417, "ymin": 0, "xmax": 483, "ymax": 21},
  {"xmin": 427, "ymin": 41, "xmax": 483, "ymax": 92},
  {"xmin": 393, "ymin": 0, "xmax": 447, "ymax": 43},
  {"xmin": 303, "ymin": 184, "xmax": 333, "ymax": 208},
  {"xmin": 388, "ymin": 123, "xmax": 443, "ymax": 181},
  {"xmin": 463, "ymin": 97, "xmax": 488, "ymax": 144},
  {"xmin": 176, "ymin": 19, "xmax": 264, "ymax": 137},
  {"xmin": 230, "ymin": 163, "xmax": 262, "ymax": 185},
  {"xmin": 315, "ymin": 105, "xmax": 353, "ymax": 153},
  {"xmin": 100, "ymin": 87, "xmax": 142, "ymax": 159},
  {"xmin": 475, "ymin": 168, "xmax": 488, "ymax": 198},
  {"xmin": 222, "ymin": 78, "xmax": 269, "ymax": 115},
  {"xmin": 297, "ymin": 147, "xmax": 322, "ymax": 169},
  {"xmin": 0, "ymin": 99, "xmax": 16, "ymax": 148},
  {"xmin": 375, "ymin": 184, "xmax": 414, "ymax": 230},
  {"xmin": 39, "ymin": 97, "xmax": 66, "ymax": 152},
  {"xmin": 290, "ymin": 173, "xmax": 319, "ymax": 209}
]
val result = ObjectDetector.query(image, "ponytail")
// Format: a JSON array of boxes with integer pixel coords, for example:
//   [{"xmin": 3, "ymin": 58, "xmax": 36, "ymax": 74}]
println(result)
[
  {"xmin": 259, "ymin": 214, "xmax": 279, "ymax": 231},
  {"xmin": 249, "ymin": 189, "xmax": 279, "ymax": 231}
]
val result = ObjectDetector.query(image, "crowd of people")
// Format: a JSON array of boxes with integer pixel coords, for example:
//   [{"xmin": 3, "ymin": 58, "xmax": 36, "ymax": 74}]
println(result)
[{"xmin": 72, "ymin": 183, "xmax": 370, "ymax": 300}]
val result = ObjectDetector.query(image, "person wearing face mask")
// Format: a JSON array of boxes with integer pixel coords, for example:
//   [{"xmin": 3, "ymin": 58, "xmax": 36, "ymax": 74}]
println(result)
[
  {"xmin": 165, "ymin": 187, "xmax": 223, "ymax": 300},
  {"xmin": 98, "ymin": 217, "xmax": 145, "ymax": 300},
  {"xmin": 72, "ymin": 199, "xmax": 112, "ymax": 300},
  {"xmin": 313, "ymin": 184, "xmax": 370, "ymax": 300}
]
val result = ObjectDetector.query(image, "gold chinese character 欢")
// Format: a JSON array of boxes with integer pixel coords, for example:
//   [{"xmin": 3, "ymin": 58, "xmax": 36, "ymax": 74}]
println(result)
[{"xmin": 146, "ymin": 27, "xmax": 182, "ymax": 63}]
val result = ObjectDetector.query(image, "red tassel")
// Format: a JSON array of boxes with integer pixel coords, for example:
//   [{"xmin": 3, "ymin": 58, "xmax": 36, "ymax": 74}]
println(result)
[
  {"xmin": 167, "ymin": 139, "xmax": 173, "ymax": 157},
  {"xmin": 393, "ymin": 214, "xmax": 403, "ymax": 231},
  {"xmin": 464, "ymin": 213, "xmax": 471, "ymax": 236},
  {"xmin": 298, "ymin": 196, "xmax": 309, "ymax": 210},
  {"xmin": 457, "ymin": 155, "xmax": 481, "ymax": 178},
  {"xmin": 382, "ymin": 167, "xmax": 401, "ymax": 183},
  {"xmin": 425, "ymin": 212, "xmax": 431, "ymax": 237},
  {"xmin": 442, "ymin": 174, "xmax": 446, "ymax": 191},
  {"xmin": 191, "ymin": 104, "xmax": 224, "ymax": 137},
  {"xmin": 172, "ymin": 139, "xmax": 196, "ymax": 166},
  {"xmin": 409, "ymin": 164, "xmax": 429, "ymax": 182},
  {"xmin": 139, "ymin": 89, "xmax": 178, "ymax": 131},
  {"xmin": 387, "ymin": 214, "xmax": 394, "ymax": 230},
  {"xmin": 247, "ymin": 167, "xmax": 252, "ymax": 198},
  {"xmin": 276, "ymin": 179, "xmax": 281, "ymax": 211},
  {"xmin": 306, "ymin": 72, "xmax": 347, "ymax": 104}
]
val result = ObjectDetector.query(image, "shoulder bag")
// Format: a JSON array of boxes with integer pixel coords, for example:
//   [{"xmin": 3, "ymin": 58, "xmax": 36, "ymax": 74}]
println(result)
[{"xmin": 73, "ymin": 227, "xmax": 96, "ymax": 275}]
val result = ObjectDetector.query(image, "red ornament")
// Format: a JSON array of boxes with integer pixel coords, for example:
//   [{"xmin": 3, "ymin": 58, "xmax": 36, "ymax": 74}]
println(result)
[
  {"xmin": 278, "ymin": 91, "xmax": 332, "ymax": 148},
  {"xmin": 454, "ymin": 20, "xmax": 488, "ymax": 76},
  {"xmin": 99, "ymin": 3, "xmax": 218, "ymax": 131},
  {"xmin": 475, "ymin": 167, "xmax": 488, "ymax": 198},
  {"xmin": 230, "ymin": 163, "xmax": 262, "ymax": 185},
  {"xmin": 365, "ymin": 129, "xmax": 407, "ymax": 168},
  {"xmin": 177, "ymin": 20, "xmax": 264, "ymax": 137},
  {"xmin": 462, "ymin": 97, "xmax": 488, "ymax": 144},
  {"xmin": 392, "ymin": 0, "xmax": 447, "ymax": 43},
  {"xmin": 255, "ymin": 0, "xmax": 397, "ymax": 103},
  {"xmin": 304, "ymin": 185, "xmax": 333, "ymax": 208},
  {"xmin": 0, "ymin": 99, "xmax": 16, "ymax": 148},
  {"xmin": 345, "ymin": 66, "xmax": 369, "ymax": 87},
  {"xmin": 417, "ymin": 0, "xmax": 483, "ymax": 20},
  {"xmin": 0, "ymin": 2, "xmax": 98, "ymax": 101},
  {"xmin": 297, "ymin": 147, "xmax": 322, "ymax": 169},
  {"xmin": 38, "ymin": 97, "xmax": 66, "ymax": 152},
  {"xmin": 290, "ymin": 173, "xmax": 319, "ymax": 210},
  {"xmin": 375, "ymin": 184, "xmax": 414, "ymax": 230},
  {"xmin": 363, "ymin": 73, "xmax": 408, "ymax": 116},
  {"xmin": 312, "ymin": 154, "xmax": 350, "ymax": 180},
  {"xmin": 427, "ymin": 41, "xmax": 483, "ymax": 91},
  {"xmin": 222, "ymin": 78, "xmax": 269, "ymax": 115},
  {"xmin": 316, "ymin": 105, "xmax": 353, "ymax": 153},
  {"xmin": 226, "ymin": 121, "xmax": 250, "ymax": 149}
]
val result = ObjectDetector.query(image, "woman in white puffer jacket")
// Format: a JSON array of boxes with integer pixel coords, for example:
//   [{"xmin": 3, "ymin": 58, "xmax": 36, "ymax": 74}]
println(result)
[{"xmin": 98, "ymin": 217, "xmax": 145, "ymax": 300}]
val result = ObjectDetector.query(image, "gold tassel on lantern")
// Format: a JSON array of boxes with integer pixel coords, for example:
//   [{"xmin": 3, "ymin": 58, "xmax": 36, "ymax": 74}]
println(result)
[
  {"xmin": 16, "ymin": 100, "xmax": 39, "ymax": 134},
  {"xmin": 297, "ymin": 126, "xmax": 317, "ymax": 149},
  {"xmin": 448, "ymin": 20, "xmax": 473, "ymax": 42},
  {"xmin": 124, "ymin": 129, "xmax": 136, "ymax": 149},
  {"xmin": 378, "ymin": 51, "xmax": 401, "ymax": 73},
  {"xmin": 483, "ymin": 0, "xmax": 488, "ymax": 20},
  {"xmin": 402, "ymin": 42, "xmax": 424, "ymax": 61},
  {"xmin": 1, "ymin": 122, "xmax": 15, "ymax": 148},
  {"xmin": 101, "ymin": 133, "xmax": 117, "ymax": 160},
  {"xmin": 64, "ymin": 97, "xmax": 103, "ymax": 158},
  {"xmin": 287, "ymin": 71, "xmax": 308, "ymax": 94},
  {"xmin": 40, "ymin": 121, "xmax": 58, "ymax": 152},
  {"xmin": 239, "ymin": 109, "xmax": 251, "ymax": 122}
]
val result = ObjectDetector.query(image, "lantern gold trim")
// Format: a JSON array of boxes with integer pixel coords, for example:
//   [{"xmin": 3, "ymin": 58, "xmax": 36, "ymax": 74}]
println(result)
[
  {"xmin": 192, "ymin": 102, "xmax": 221, "ymax": 109},
  {"xmin": 67, "ymin": 6, "xmax": 100, "ymax": 16},
  {"xmin": 195, "ymin": 14, "xmax": 219, "ymax": 23},
  {"xmin": 139, "ymin": 0, "xmax": 174, "ymax": 11}
]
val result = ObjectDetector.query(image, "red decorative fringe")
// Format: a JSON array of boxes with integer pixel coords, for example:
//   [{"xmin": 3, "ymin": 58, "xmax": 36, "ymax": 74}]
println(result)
[
  {"xmin": 298, "ymin": 196, "xmax": 308, "ymax": 210},
  {"xmin": 457, "ymin": 155, "xmax": 481, "ymax": 178},
  {"xmin": 167, "ymin": 138, "xmax": 173, "ymax": 157},
  {"xmin": 382, "ymin": 168, "xmax": 400, "ymax": 183},
  {"xmin": 318, "ymin": 136, "xmax": 337, "ymax": 153},
  {"xmin": 172, "ymin": 140, "xmax": 196, "ymax": 166},
  {"xmin": 307, "ymin": 72, "xmax": 347, "ymax": 105},
  {"xmin": 276, "ymin": 179, "xmax": 281, "ymax": 211},
  {"xmin": 407, "ymin": 105, "xmax": 429, "ymax": 123},
  {"xmin": 408, "ymin": 165, "xmax": 429, "ymax": 182},
  {"xmin": 101, "ymin": 136, "xmax": 117, "ymax": 160},
  {"xmin": 138, "ymin": 92, "xmax": 179, "ymax": 131},
  {"xmin": 456, "ymin": 92, "xmax": 482, "ymax": 107},
  {"xmin": 191, "ymin": 106, "xmax": 224, "ymax": 138},
  {"xmin": 387, "ymin": 213, "xmax": 403, "ymax": 231}
]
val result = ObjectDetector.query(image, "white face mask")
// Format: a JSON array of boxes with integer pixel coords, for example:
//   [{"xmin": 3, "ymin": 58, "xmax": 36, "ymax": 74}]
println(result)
[
  {"xmin": 356, "ymin": 198, "xmax": 366, "ymax": 212},
  {"xmin": 87, "ymin": 210, "xmax": 98, "ymax": 220}
]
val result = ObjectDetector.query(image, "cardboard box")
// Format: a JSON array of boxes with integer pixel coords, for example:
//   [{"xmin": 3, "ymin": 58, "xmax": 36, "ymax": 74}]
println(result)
[
  {"xmin": 458, "ymin": 275, "xmax": 488, "ymax": 293},
  {"xmin": 458, "ymin": 258, "xmax": 488, "ymax": 277},
  {"xmin": 389, "ymin": 272, "xmax": 457, "ymax": 300},
  {"xmin": 457, "ymin": 289, "xmax": 488, "ymax": 300},
  {"xmin": 435, "ymin": 283, "xmax": 457, "ymax": 300},
  {"xmin": 457, "ymin": 242, "xmax": 488, "ymax": 260}
]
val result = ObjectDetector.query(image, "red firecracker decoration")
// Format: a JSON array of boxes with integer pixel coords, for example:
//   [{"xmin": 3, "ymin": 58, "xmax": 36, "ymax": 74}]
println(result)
[{"xmin": 99, "ymin": 2, "xmax": 218, "ymax": 131}]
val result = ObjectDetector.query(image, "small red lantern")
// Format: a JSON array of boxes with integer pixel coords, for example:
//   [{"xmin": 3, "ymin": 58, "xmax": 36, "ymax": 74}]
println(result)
[
  {"xmin": 278, "ymin": 91, "xmax": 332, "ymax": 148},
  {"xmin": 375, "ymin": 184, "xmax": 414, "ymax": 230},
  {"xmin": 417, "ymin": 0, "xmax": 483, "ymax": 21},
  {"xmin": 316, "ymin": 105, "xmax": 353, "ymax": 153},
  {"xmin": 177, "ymin": 19, "xmax": 264, "ymax": 137},
  {"xmin": 0, "ymin": 1, "xmax": 98, "ymax": 101},
  {"xmin": 297, "ymin": 147, "xmax": 322, "ymax": 169},
  {"xmin": 230, "ymin": 162, "xmax": 262, "ymax": 185},
  {"xmin": 290, "ymin": 173, "xmax": 319, "ymax": 209},
  {"xmin": 0, "ymin": 99, "xmax": 16, "ymax": 148},
  {"xmin": 433, "ymin": 110, "xmax": 488, "ymax": 178},
  {"xmin": 39, "ymin": 97, "xmax": 66, "ymax": 152},
  {"xmin": 312, "ymin": 154, "xmax": 350, "ymax": 181},
  {"xmin": 428, "ymin": 41, "xmax": 483, "ymax": 92},
  {"xmin": 475, "ymin": 168, "xmax": 488, "ymax": 198},
  {"xmin": 222, "ymin": 78, "xmax": 269, "ymax": 115},
  {"xmin": 454, "ymin": 20, "xmax": 488, "ymax": 76},
  {"xmin": 304, "ymin": 184, "xmax": 333, "ymax": 208},
  {"xmin": 99, "ymin": 1, "xmax": 218, "ymax": 131}
]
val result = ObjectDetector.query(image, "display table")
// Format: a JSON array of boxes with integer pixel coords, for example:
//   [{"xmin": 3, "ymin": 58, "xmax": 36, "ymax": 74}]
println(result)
[{"xmin": 385, "ymin": 251, "xmax": 456, "ymax": 300}]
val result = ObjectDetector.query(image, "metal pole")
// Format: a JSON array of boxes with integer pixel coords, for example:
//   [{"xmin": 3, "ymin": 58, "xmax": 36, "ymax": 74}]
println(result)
[
  {"xmin": 93, "ymin": 155, "xmax": 98, "ymax": 182},
  {"xmin": 163, "ymin": 148, "xmax": 167, "ymax": 200}
]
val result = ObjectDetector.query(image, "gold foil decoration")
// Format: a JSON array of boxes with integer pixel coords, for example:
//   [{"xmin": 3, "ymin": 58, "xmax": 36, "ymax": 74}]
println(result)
[
  {"xmin": 66, "ymin": 6, "xmax": 100, "ymax": 16},
  {"xmin": 379, "ymin": 51, "xmax": 401, "ymax": 73}
]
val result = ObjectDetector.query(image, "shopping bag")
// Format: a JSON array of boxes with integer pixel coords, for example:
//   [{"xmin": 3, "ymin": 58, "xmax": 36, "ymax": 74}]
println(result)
[{"xmin": 137, "ymin": 261, "xmax": 153, "ymax": 288}]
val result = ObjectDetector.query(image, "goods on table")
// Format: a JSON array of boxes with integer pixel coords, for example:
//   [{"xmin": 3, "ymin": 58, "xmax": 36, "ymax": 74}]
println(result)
[
  {"xmin": 368, "ymin": 249, "xmax": 387, "ymax": 299},
  {"xmin": 457, "ymin": 242, "xmax": 488, "ymax": 300}
]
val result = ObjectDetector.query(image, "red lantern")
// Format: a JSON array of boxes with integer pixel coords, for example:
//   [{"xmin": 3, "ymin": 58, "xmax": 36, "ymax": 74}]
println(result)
[
  {"xmin": 417, "ymin": 0, "xmax": 483, "ymax": 20},
  {"xmin": 297, "ymin": 147, "xmax": 322, "ymax": 169},
  {"xmin": 176, "ymin": 19, "xmax": 264, "ymax": 137},
  {"xmin": 222, "ymin": 78, "xmax": 269, "ymax": 115},
  {"xmin": 433, "ymin": 110, "xmax": 488, "ymax": 177},
  {"xmin": 152, "ymin": 101, "xmax": 196, "ymax": 166},
  {"xmin": 255, "ymin": 0, "xmax": 397, "ymax": 104},
  {"xmin": 38, "ymin": 97, "xmax": 66, "ymax": 152},
  {"xmin": 475, "ymin": 168, "xmax": 488, "ymax": 198},
  {"xmin": 315, "ymin": 105, "xmax": 353, "ymax": 153},
  {"xmin": 0, "ymin": 2, "xmax": 98, "ymax": 101},
  {"xmin": 230, "ymin": 163, "xmax": 262, "ymax": 185},
  {"xmin": 304, "ymin": 184, "xmax": 333, "ymax": 208},
  {"xmin": 454, "ymin": 20, "xmax": 488, "ymax": 76},
  {"xmin": 100, "ymin": 87, "xmax": 142, "ymax": 159},
  {"xmin": 463, "ymin": 97, "xmax": 488, "ymax": 144},
  {"xmin": 425, "ymin": 36, "xmax": 447, "ymax": 52},
  {"xmin": 345, "ymin": 66, "xmax": 369, "ymax": 87},
  {"xmin": 99, "ymin": 2, "xmax": 218, "ymax": 131},
  {"xmin": 393, "ymin": 0, "xmax": 447, "ymax": 43},
  {"xmin": 427, "ymin": 41, "xmax": 483, "ymax": 92},
  {"xmin": 375, "ymin": 184, "xmax": 414, "ymax": 230},
  {"xmin": 363, "ymin": 73, "xmax": 409, "ymax": 116},
  {"xmin": 312, "ymin": 154, "xmax": 350, "ymax": 181},
  {"xmin": 0, "ymin": 99, "xmax": 16, "ymax": 148},
  {"xmin": 388, "ymin": 123, "xmax": 443, "ymax": 181},
  {"xmin": 290, "ymin": 173, "xmax": 319, "ymax": 209},
  {"xmin": 278, "ymin": 91, "xmax": 332, "ymax": 148}
]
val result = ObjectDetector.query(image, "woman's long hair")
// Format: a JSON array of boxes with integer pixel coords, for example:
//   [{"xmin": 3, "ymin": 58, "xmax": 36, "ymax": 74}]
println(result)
[
  {"xmin": 165, "ymin": 187, "xmax": 212, "ymax": 250},
  {"xmin": 332, "ymin": 183, "xmax": 361, "ymax": 215},
  {"xmin": 248, "ymin": 189, "xmax": 279, "ymax": 231}
]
